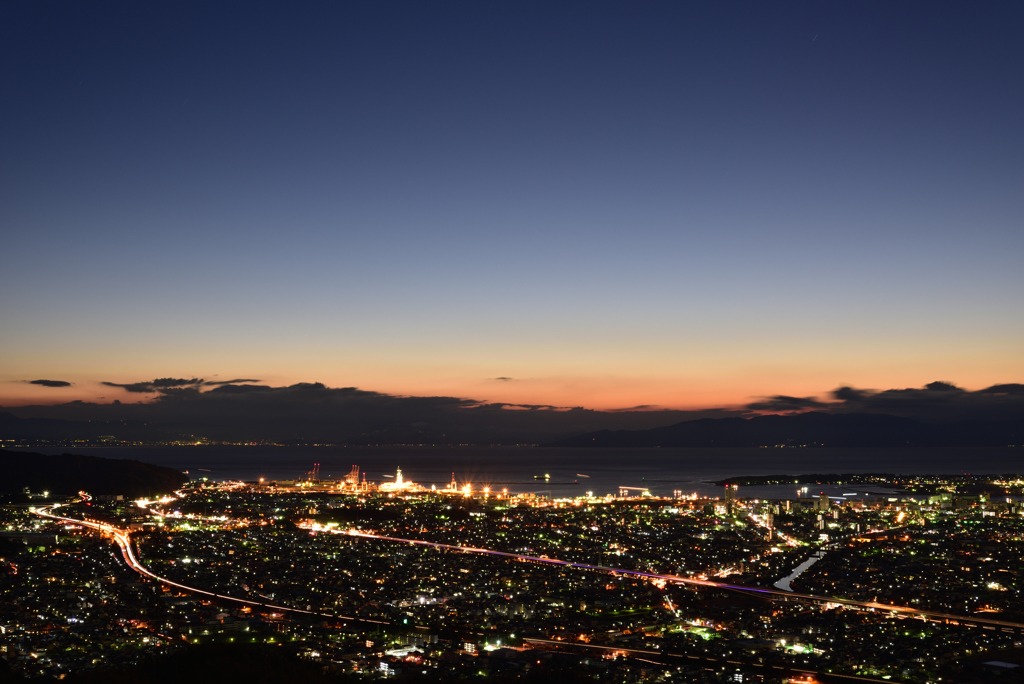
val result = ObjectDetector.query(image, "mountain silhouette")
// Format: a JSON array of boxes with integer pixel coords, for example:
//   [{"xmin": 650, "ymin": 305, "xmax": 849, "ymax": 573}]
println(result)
[{"xmin": 547, "ymin": 412, "xmax": 1024, "ymax": 448}]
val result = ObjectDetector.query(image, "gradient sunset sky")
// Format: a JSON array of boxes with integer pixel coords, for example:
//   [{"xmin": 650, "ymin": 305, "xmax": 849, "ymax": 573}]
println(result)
[{"xmin": 2, "ymin": 2, "xmax": 1022, "ymax": 410}]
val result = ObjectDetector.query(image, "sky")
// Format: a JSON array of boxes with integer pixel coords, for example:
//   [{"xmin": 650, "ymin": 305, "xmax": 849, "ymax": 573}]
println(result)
[{"xmin": 2, "ymin": 1, "xmax": 1022, "ymax": 411}]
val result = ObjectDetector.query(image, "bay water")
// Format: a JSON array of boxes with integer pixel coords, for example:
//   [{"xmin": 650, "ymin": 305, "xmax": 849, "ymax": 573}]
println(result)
[{"xmin": 25, "ymin": 446, "xmax": 1023, "ymax": 500}]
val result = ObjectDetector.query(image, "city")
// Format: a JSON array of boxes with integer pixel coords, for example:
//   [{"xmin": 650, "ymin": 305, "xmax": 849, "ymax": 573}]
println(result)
[{"xmin": 2, "ymin": 466, "xmax": 1022, "ymax": 682}]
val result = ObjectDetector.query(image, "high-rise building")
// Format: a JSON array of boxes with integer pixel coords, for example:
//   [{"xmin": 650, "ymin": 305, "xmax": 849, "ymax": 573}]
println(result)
[{"xmin": 724, "ymin": 484, "xmax": 737, "ymax": 515}]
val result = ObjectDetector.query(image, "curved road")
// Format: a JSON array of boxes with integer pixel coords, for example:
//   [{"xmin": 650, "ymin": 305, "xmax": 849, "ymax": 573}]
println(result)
[{"xmin": 34, "ymin": 504, "xmax": 389, "ymax": 627}]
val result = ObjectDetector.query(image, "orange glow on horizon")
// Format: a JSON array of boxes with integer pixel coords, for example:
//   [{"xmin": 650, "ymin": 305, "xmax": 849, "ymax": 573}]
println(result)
[
  {"xmin": 2, "ymin": 364, "xmax": 1021, "ymax": 412},
  {"xmin": 4, "ymin": 323, "xmax": 1021, "ymax": 410}
]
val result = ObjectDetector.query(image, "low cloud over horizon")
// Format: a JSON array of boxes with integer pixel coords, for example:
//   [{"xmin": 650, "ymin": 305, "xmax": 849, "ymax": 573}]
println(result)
[
  {"xmin": 99, "ymin": 377, "xmax": 262, "ymax": 394},
  {"xmin": 1, "ymin": 376, "xmax": 1022, "ymax": 445},
  {"xmin": 747, "ymin": 381, "xmax": 1024, "ymax": 422},
  {"xmin": 2, "ymin": 377, "xmax": 742, "ymax": 444},
  {"xmin": 25, "ymin": 379, "xmax": 73, "ymax": 388}
]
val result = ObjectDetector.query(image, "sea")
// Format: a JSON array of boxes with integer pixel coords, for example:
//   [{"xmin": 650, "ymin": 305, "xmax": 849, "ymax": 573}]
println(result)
[{"xmin": 24, "ymin": 446, "xmax": 1024, "ymax": 501}]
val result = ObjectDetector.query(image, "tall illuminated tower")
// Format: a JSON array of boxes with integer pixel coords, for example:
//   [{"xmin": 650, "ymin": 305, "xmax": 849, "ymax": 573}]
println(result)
[{"xmin": 724, "ymin": 484, "xmax": 737, "ymax": 515}]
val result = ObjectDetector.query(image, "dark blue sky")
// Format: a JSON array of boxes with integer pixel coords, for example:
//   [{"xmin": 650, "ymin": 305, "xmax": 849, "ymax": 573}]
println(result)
[{"xmin": 2, "ymin": 2, "xmax": 1022, "ymax": 408}]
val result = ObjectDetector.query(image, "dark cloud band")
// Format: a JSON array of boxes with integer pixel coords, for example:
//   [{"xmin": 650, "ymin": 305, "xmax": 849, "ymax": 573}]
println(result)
[
  {"xmin": 205, "ymin": 378, "xmax": 262, "ymax": 386},
  {"xmin": 746, "ymin": 395, "xmax": 827, "ymax": 412},
  {"xmin": 102, "ymin": 378, "xmax": 204, "ymax": 393}
]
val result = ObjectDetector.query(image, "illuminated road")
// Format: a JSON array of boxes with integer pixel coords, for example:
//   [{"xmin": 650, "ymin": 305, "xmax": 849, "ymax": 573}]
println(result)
[
  {"xmin": 31, "ymin": 504, "xmax": 907, "ymax": 682},
  {"xmin": 34, "ymin": 504, "xmax": 389, "ymax": 627},
  {"xmin": 34, "ymin": 503, "xmax": 1024, "ymax": 637},
  {"xmin": 330, "ymin": 528, "xmax": 1024, "ymax": 633}
]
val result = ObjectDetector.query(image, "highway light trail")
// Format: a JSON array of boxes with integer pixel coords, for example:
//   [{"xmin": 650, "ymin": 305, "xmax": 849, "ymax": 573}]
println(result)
[
  {"xmin": 33, "ymin": 501, "xmax": 961, "ymax": 684},
  {"xmin": 330, "ymin": 527, "xmax": 1024, "ymax": 632},
  {"xmin": 34, "ymin": 505, "xmax": 389, "ymax": 627},
  {"xmin": 33, "ymin": 504, "xmax": 1024, "ymax": 637}
]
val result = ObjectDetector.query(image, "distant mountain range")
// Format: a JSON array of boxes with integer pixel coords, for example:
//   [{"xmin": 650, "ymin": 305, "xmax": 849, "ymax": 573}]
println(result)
[
  {"xmin": 0, "ymin": 411, "xmax": 163, "ymax": 442},
  {"xmin": 3, "ymin": 406, "xmax": 1024, "ymax": 449},
  {"xmin": 547, "ymin": 412, "xmax": 1024, "ymax": 448}
]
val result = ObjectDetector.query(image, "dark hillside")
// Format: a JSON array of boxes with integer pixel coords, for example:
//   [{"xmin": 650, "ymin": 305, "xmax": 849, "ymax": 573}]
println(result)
[{"xmin": 0, "ymin": 450, "xmax": 187, "ymax": 497}]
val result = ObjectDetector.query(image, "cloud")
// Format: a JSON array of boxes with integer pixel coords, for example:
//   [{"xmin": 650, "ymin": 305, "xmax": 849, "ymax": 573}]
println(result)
[
  {"xmin": 479, "ymin": 402, "xmax": 566, "ymax": 411},
  {"xmin": 750, "ymin": 381, "xmax": 1024, "ymax": 422},
  {"xmin": 828, "ymin": 381, "xmax": 1024, "ymax": 422},
  {"xmin": 746, "ymin": 395, "xmax": 827, "ymax": 412},
  {"xmin": 832, "ymin": 386, "xmax": 871, "ymax": 402},
  {"xmin": 5, "ymin": 379, "xmax": 737, "ymax": 444},
  {"xmin": 101, "ymin": 376, "xmax": 264, "ymax": 393},
  {"xmin": 26, "ymin": 379, "xmax": 72, "ymax": 388},
  {"xmin": 6, "ymin": 376, "xmax": 1021, "ymax": 444},
  {"xmin": 204, "ymin": 378, "xmax": 262, "ymax": 386},
  {"xmin": 924, "ymin": 381, "xmax": 963, "ymax": 392},
  {"xmin": 207, "ymin": 384, "xmax": 275, "ymax": 394},
  {"xmin": 101, "ymin": 377, "xmax": 204, "ymax": 393},
  {"xmin": 493, "ymin": 377, "xmax": 515, "ymax": 381},
  {"xmin": 977, "ymin": 383, "xmax": 1024, "ymax": 396}
]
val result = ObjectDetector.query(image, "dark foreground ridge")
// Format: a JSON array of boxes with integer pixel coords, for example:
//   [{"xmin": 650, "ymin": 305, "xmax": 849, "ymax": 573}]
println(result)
[
  {"xmin": 0, "ymin": 643, "xmax": 612, "ymax": 684},
  {"xmin": 0, "ymin": 644, "xmax": 338, "ymax": 684},
  {"xmin": 550, "ymin": 412, "xmax": 1024, "ymax": 448},
  {"xmin": 0, "ymin": 450, "xmax": 187, "ymax": 497}
]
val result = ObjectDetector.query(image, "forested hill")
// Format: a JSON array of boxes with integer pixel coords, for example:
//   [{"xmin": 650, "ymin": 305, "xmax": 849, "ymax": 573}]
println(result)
[{"xmin": 0, "ymin": 450, "xmax": 187, "ymax": 497}]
